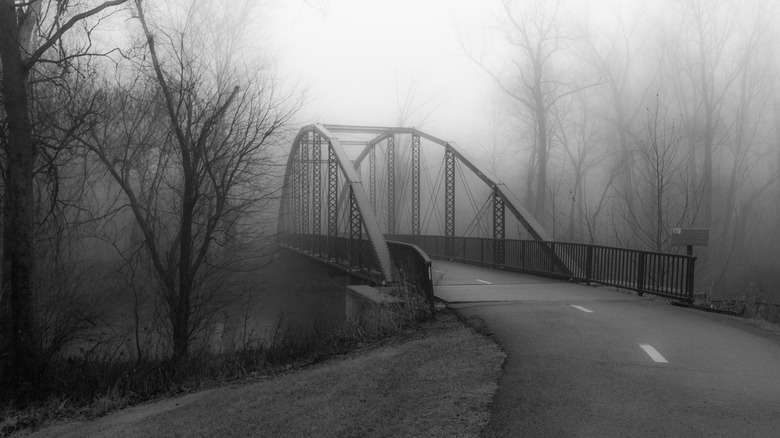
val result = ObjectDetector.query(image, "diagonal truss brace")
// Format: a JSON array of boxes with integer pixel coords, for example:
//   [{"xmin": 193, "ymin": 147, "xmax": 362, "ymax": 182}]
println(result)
[
  {"xmin": 316, "ymin": 124, "xmax": 395, "ymax": 282},
  {"xmin": 349, "ymin": 127, "xmax": 553, "ymax": 242}
]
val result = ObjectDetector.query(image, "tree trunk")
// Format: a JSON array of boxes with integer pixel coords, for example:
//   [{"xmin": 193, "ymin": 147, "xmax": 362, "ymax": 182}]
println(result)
[
  {"xmin": 173, "ymin": 165, "xmax": 197, "ymax": 361},
  {"xmin": 0, "ymin": 2, "xmax": 39, "ymax": 383},
  {"xmin": 702, "ymin": 117, "xmax": 714, "ymax": 226},
  {"xmin": 525, "ymin": 140, "xmax": 536, "ymax": 209},
  {"xmin": 533, "ymin": 85, "xmax": 548, "ymax": 218}
]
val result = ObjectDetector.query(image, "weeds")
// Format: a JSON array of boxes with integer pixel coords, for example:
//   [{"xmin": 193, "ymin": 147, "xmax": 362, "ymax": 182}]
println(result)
[{"xmin": 0, "ymin": 281, "xmax": 432, "ymax": 437}]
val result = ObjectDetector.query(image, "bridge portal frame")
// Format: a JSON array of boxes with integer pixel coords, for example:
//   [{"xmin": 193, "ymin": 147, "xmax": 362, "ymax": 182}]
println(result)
[
  {"xmin": 280, "ymin": 123, "xmax": 566, "ymax": 286},
  {"xmin": 279, "ymin": 124, "xmax": 396, "ymax": 283}
]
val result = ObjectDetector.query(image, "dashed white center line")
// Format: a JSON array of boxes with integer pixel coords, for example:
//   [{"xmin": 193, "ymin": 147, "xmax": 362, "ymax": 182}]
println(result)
[
  {"xmin": 639, "ymin": 344, "xmax": 669, "ymax": 363},
  {"xmin": 475, "ymin": 279, "xmax": 492, "ymax": 285},
  {"xmin": 570, "ymin": 305, "xmax": 594, "ymax": 313}
]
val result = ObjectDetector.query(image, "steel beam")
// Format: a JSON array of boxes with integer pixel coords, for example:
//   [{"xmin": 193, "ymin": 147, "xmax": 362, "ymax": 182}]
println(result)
[
  {"xmin": 323, "ymin": 124, "xmax": 414, "ymax": 134},
  {"xmin": 369, "ymin": 148, "xmax": 376, "ymax": 213},
  {"xmin": 300, "ymin": 133, "xmax": 310, "ymax": 239},
  {"xmin": 493, "ymin": 187, "xmax": 505, "ymax": 265},
  {"xmin": 327, "ymin": 141, "xmax": 338, "ymax": 260},
  {"xmin": 349, "ymin": 186, "xmax": 363, "ymax": 269},
  {"xmin": 312, "ymin": 133, "xmax": 322, "ymax": 236},
  {"xmin": 387, "ymin": 135, "xmax": 395, "ymax": 234},
  {"xmin": 315, "ymin": 124, "xmax": 395, "ymax": 282},
  {"xmin": 412, "ymin": 134, "xmax": 420, "ymax": 235},
  {"xmin": 349, "ymin": 187, "xmax": 363, "ymax": 240},
  {"xmin": 387, "ymin": 135, "xmax": 396, "ymax": 234},
  {"xmin": 292, "ymin": 148, "xmax": 301, "ymax": 248},
  {"xmin": 445, "ymin": 146, "xmax": 455, "ymax": 256},
  {"xmin": 348, "ymin": 126, "xmax": 552, "ymax": 242}
]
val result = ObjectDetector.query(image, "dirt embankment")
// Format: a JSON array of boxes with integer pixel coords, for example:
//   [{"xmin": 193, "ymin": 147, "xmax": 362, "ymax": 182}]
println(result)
[{"xmin": 18, "ymin": 311, "xmax": 505, "ymax": 438}]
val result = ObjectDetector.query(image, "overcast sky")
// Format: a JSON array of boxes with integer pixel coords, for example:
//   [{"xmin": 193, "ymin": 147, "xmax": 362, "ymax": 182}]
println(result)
[{"xmin": 265, "ymin": 0, "xmax": 501, "ymax": 141}]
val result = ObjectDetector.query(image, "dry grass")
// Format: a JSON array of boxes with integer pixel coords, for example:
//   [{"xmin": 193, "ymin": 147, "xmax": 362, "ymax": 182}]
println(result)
[{"xmin": 18, "ymin": 311, "xmax": 505, "ymax": 438}]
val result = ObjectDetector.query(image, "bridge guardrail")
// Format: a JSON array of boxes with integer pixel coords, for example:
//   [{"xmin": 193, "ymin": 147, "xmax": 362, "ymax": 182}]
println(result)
[
  {"xmin": 279, "ymin": 234, "xmax": 435, "ymax": 309},
  {"xmin": 386, "ymin": 240, "xmax": 435, "ymax": 309},
  {"xmin": 387, "ymin": 234, "xmax": 696, "ymax": 303}
]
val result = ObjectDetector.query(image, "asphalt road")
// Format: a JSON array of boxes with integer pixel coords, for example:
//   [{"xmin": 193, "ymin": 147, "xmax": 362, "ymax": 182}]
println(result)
[{"xmin": 433, "ymin": 260, "xmax": 780, "ymax": 437}]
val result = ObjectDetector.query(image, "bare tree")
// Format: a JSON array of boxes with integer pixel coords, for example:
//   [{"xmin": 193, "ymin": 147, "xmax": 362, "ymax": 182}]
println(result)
[
  {"xmin": 623, "ymin": 97, "xmax": 695, "ymax": 251},
  {"xmin": 664, "ymin": 0, "xmax": 743, "ymax": 227},
  {"xmin": 72, "ymin": 0, "xmax": 300, "ymax": 361},
  {"xmin": 394, "ymin": 69, "xmax": 446, "ymax": 127},
  {"xmin": 579, "ymin": 0, "xmax": 654, "ymax": 242},
  {"xmin": 475, "ymin": 97, "xmax": 516, "ymax": 179},
  {"xmin": 551, "ymin": 92, "xmax": 609, "ymax": 241},
  {"xmin": 0, "ymin": 0, "xmax": 127, "ymax": 387},
  {"xmin": 465, "ymin": 0, "xmax": 597, "ymax": 220}
]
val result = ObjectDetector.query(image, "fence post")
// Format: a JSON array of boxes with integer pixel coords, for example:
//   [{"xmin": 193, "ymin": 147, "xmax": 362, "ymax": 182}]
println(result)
[
  {"xmin": 686, "ymin": 256, "xmax": 696, "ymax": 302},
  {"xmin": 585, "ymin": 245, "xmax": 594, "ymax": 285},
  {"xmin": 519, "ymin": 240, "xmax": 525, "ymax": 269},
  {"xmin": 637, "ymin": 252, "xmax": 646, "ymax": 296},
  {"xmin": 549, "ymin": 242, "xmax": 555, "ymax": 273}
]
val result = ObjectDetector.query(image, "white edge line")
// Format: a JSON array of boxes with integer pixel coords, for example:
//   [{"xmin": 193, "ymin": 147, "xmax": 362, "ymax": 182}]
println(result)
[
  {"xmin": 569, "ymin": 305, "xmax": 594, "ymax": 313},
  {"xmin": 475, "ymin": 279, "xmax": 492, "ymax": 285},
  {"xmin": 639, "ymin": 344, "xmax": 669, "ymax": 363}
]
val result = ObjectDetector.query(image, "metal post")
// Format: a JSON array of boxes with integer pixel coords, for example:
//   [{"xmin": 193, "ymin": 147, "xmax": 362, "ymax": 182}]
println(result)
[
  {"xmin": 312, "ymin": 133, "xmax": 322, "ymax": 253},
  {"xmin": 519, "ymin": 240, "xmax": 526, "ymax": 269},
  {"xmin": 445, "ymin": 146, "xmax": 455, "ymax": 257},
  {"xmin": 292, "ymin": 144, "xmax": 301, "ymax": 249},
  {"xmin": 585, "ymin": 245, "xmax": 594, "ymax": 284},
  {"xmin": 687, "ymin": 256, "xmax": 696, "ymax": 302},
  {"xmin": 369, "ymin": 147, "xmax": 376, "ymax": 214},
  {"xmin": 412, "ymin": 134, "xmax": 421, "ymax": 235},
  {"xmin": 493, "ymin": 187, "xmax": 505, "ymax": 266},
  {"xmin": 387, "ymin": 135, "xmax": 396, "ymax": 234},
  {"xmin": 349, "ymin": 186, "xmax": 363, "ymax": 270},
  {"xmin": 300, "ymin": 133, "xmax": 310, "ymax": 251},
  {"xmin": 327, "ymin": 142, "xmax": 338, "ymax": 261},
  {"xmin": 637, "ymin": 252, "xmax": 646, "ymax": 296}
]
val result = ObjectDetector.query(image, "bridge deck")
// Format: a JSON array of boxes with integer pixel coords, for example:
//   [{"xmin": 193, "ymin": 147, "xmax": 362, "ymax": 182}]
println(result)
[
  {"xmin": 436, "ymin": 260, "xmax": 780, "ymax": 436},
  {"xmin": 433, "ymin": 260, "xmax": 623, "ymax": 303}
]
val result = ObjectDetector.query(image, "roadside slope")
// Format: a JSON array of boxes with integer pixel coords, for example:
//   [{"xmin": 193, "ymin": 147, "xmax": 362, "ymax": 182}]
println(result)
[{"xmin": 19, "ymin": 313, "xmax": 505, "ymax": 438}]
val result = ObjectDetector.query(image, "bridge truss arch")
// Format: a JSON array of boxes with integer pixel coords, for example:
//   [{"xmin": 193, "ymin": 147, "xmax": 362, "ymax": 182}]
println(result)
[
  {"xmin": 277, "ymin": 123, "xmax": 557, "ymax": 286},
  {"xmin": 279, "ymin": 123, "xmax": 698, "ymax": 304},
  {"xmin": 278, "ymin": 124, "xmax": 396, "ymax": 283}
]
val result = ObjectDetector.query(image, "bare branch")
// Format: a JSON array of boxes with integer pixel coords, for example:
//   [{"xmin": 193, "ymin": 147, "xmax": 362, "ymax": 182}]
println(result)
[{"xmin": 24, "ymin": 0, "xmax": 128, "ymax": 68}]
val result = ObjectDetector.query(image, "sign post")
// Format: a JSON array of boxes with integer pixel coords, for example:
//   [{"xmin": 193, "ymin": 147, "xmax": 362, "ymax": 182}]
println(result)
[{"xmin": 671, "ymin": 228, "xmax": 710, "ymax": 255}]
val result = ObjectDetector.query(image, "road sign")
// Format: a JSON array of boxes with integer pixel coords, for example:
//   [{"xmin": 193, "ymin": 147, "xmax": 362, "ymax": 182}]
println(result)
[{"xmin": 671, "ymin": 228, "xmax": 710, "ymax": 247}]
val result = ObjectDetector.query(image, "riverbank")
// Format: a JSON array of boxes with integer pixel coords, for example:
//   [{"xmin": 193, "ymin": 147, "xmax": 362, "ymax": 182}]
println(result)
[{"xmin": 13, "ymin": 310, "xmax": 505, "ymax": 437}]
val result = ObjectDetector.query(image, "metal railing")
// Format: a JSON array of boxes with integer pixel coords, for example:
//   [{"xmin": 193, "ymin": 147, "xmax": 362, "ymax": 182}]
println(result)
[
  {"xmin": 279, "ymin": 233, "xmax": 434, "ymax": 308},
  {"xmin": 387, "ymin": 240, "xmax": 434, "ymax": 309},
  {"xmin": 279, "ymin": 233, "xmax": 381, "ymax": 281},
  {"xmin": 387, "ymin": 234, "xmax": 696, "ymax": 302}
]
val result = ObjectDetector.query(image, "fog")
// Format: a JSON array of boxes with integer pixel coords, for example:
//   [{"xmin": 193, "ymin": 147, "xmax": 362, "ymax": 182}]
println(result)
[
  {"xmin": 2, "ymin": 0, "xmax": 779, "ymax": 374},
  {"xmin": 269, "ymin": 0, "xmax": 780, "ymax": 307},
  {"xmin": 266, "ymin": 0, "xmax": 493, "ymax": 137}
]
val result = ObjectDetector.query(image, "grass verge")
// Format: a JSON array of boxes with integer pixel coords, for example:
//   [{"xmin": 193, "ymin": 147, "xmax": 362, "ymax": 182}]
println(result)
[
  {"xmin": 1, "ymin": 280, "xmax": 427, "ymax": 436},
  {"xmin": 13, "ymin": 310, "xmax": 505, "ymax": 438}
]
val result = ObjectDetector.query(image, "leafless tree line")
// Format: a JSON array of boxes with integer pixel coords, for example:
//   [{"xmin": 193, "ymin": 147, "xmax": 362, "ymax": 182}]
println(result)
[
  {"xmin": 465, "ymin": 0, "xmax": 780, "ymax": 301},
  {"xmin": 0, "ymin": 0, "xmax": 301, "ymax": 388}
]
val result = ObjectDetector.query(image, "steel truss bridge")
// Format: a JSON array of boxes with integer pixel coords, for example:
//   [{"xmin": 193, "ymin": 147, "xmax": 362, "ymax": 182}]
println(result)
[{"xmin": 277, "ymin": 124, "xmax": 696, "ymax": 307}]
